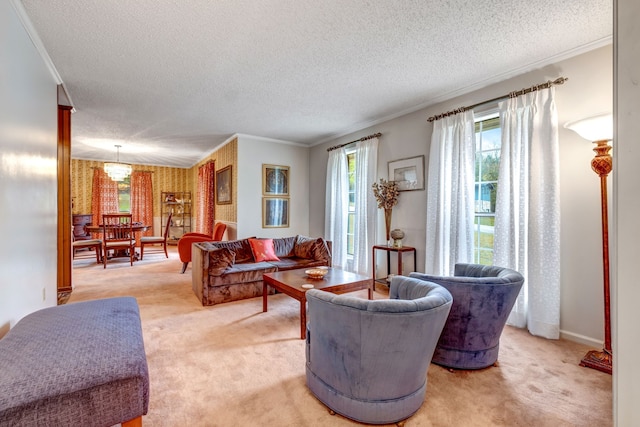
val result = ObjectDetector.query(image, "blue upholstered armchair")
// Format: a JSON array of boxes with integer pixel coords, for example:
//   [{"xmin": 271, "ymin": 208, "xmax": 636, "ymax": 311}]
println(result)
[
  {"xmin": 305, "ymin": 276, "xmax": 453, "ymax": 425},
  {"xmin": 410, "ymin": 263, "xmax": 525, "ymax": 370}
]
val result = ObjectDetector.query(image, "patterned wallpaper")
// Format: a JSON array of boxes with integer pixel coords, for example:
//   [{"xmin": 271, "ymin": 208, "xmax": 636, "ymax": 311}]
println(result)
[
  {"xmin": 191, "ymin": 137, "xmax": 237, "ymax": 225},
  {"xmin": 71, "ymin": 137, "xmax": 237, "ymax": 232},
  {"xmin": 71, "ymin": 159, "xmax": 192, "ymax": 217}
]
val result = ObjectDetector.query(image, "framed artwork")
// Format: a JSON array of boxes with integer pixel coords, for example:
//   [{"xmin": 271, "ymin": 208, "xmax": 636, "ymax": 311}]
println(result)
[
  {"xmin": 262, "ymin": 197, "xmax": 289, "ymax": 228},
  {"xmin": 216, "ymin": 165, "xmax": 232, "ymax": 205},
  {"xmin": 388, "ymin": 155, "xmax": 425, "ymax": 191},
  {"xmin": 263, "ymin": 164, "xmax": 289, "ymax": 196}
]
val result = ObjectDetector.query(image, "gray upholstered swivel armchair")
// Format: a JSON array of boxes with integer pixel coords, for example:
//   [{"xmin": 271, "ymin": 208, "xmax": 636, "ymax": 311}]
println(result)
[
  {"xmin": 410, "ymin": 263, "xmax": 524, "ymax": 370},
  {"xmin": 305, "ymin": 276, "xmax": 453, "ymax": 425}
]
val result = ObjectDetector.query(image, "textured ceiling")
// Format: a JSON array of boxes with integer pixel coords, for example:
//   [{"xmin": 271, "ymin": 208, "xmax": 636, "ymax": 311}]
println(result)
[{"xmin": 19, "ymin": 0, "xmax": 612, "ymax": 168}]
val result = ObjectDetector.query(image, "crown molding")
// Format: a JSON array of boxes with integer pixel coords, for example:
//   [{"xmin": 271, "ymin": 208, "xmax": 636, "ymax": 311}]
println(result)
[
  {"xmin": 10, "ymin": 0, "xmax": 75, "ymax": 111},
  {"xmin": 193, "ymin": 134, "xmax": 239, "ymax": 167},
  {"xmin": 193, "ymin": 132, "xmax": 307, "ymax": 167},
  {"xmin": 311, "ymin": 36, "xmax": 613, "ymax": 147},
  {"xmin": 235, "ymin": 133, "xmax": 305, "ymax": 147}
]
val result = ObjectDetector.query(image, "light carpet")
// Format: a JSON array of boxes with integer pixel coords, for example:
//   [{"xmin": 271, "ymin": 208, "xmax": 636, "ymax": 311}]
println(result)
[{"xmin": 69, "ymin": 247, "xmax": 612, "ymax": 426}]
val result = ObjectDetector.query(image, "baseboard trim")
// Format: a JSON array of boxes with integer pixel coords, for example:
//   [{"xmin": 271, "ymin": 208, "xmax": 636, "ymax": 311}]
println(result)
[{"xmin": 560, "ymin": 330, "xmax": 603, "ymax": 348}]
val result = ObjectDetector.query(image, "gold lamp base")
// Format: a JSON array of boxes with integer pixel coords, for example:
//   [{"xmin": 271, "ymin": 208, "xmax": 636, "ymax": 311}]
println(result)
[
  {"xmin": 564, "ymin": 116, "xmax": 614, "ymax": 378},
  {"xmin": 580, "ymin": 349, "xmax": 612, "ymax": 375}
]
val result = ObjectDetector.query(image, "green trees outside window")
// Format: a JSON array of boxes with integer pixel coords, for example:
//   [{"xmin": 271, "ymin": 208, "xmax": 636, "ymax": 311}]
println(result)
[
  {"xmin": 118, "ymin": 176, "xmax": 131, "ymax": 213},
  {"xmin": 474, "ymin": 115, "xmax": 501, "ymax": 265}
]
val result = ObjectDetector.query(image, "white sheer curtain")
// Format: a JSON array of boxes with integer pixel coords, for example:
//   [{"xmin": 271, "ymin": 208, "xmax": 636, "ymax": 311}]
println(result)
[
  {"xmin": 325, "ymin": 147, "xmax": 349, "ymax": 269},
  {"xmin": 494, "ymin": 87, "xmax": 560, "ymax": 339},
  {"xmin": 425, "ymin": 111, "xmax": 476, "ymax": 275},
  {"xmin": 353, "ymin": 138, "xmax": 378, "ymax": 275}
]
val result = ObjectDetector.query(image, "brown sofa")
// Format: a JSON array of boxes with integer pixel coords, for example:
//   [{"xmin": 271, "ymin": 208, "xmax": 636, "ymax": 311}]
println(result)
[{"xmin": 192, "ymin": 235, "xmax": 332, "ymax": 306}]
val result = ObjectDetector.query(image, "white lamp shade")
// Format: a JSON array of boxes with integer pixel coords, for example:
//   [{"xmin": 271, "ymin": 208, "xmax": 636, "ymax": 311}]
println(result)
[{"xmin": 564, "ymin": 113, "xmax": 613, "ymax": 142}]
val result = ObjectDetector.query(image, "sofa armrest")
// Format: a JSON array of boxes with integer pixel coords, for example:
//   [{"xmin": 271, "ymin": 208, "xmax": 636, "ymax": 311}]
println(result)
[{"xmin": 294, "ymin": 236, "xmax": 332, "ymax": 265}]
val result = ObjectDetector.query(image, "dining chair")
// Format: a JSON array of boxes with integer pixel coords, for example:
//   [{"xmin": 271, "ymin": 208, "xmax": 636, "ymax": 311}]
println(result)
[
  {"xmin": 102, "ymin": 213, "xmax": 136, "ymax": 268},
  {"xmin": 71, "ymin": 217, "xmax": 102, "ymax": 263},
  {"xmin": 139, "ymin": 212, "xmax": 172, "ymax": 260},
  {"xmin": 72, "ymin": 238, "xmax": 103, "ymax": 264}
]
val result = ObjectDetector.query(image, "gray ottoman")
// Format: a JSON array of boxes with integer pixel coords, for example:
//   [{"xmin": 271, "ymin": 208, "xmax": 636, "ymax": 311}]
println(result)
[{"xmin": 0, "ymin": 297, "xmax": 149, "ymax": 426}]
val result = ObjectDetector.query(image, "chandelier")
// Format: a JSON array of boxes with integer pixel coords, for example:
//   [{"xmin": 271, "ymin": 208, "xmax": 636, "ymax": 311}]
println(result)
[{"xmin": 103, "ymin": 144, "xmax": 132, "ymax": 181}]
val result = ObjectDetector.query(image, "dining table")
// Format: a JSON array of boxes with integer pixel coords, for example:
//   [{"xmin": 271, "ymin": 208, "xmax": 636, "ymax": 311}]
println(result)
[
  {"xmin": 84, "ymin": 224, "xmax": 151, "ymax": 234},
  {"xmin": 84, "ymin": 223, "xmax": 151, "ymax": 261}
]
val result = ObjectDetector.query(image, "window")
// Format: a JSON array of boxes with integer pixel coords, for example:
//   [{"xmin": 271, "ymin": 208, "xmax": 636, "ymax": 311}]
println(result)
[
  {"xmin": 346, "ymin": 151, "xmax": 356, "ymax": 258},
  {"xmin": 118, "ymin": 176, "xmax": 131, "ymax": 212},
  {"xmin": 473, "ymin": 113, "xmax": 501, "ymax": 265}
]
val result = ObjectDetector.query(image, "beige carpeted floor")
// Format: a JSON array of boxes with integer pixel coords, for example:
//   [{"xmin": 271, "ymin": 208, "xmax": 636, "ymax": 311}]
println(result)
[{"xmin": 69, "ymin": 247, "xmax": 612, "ymax": 426}]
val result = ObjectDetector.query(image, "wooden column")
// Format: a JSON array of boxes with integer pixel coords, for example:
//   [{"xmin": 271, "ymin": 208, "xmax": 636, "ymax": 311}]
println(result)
[{"xmin": 57, "ymin": 105, "xmax": 73, "ymax": 297}]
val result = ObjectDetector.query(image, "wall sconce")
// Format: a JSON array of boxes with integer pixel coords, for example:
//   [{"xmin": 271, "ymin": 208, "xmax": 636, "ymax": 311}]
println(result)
[{"xmin": 564, "ymin": 113, "xmax": 613, "ymax": 375}]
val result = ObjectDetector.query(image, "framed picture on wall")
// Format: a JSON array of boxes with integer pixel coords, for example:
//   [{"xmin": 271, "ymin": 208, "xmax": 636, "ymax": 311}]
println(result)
[
  {"xmin": 262, "ymin": 197, "xmax": 289, "ymax": 228},
  {"xmin": 263, "ymin": 164, "xmax": 289, "ymax": 196},
  {"xmin": 216, "ymin": 165, "xmax": 232, "ymax": 205},
  {"xmin": 388, "ymin": 155, "xmax": 425, "ymax": 191}
]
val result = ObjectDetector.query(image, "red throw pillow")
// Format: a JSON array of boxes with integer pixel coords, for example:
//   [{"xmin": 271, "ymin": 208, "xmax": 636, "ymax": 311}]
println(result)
[{"xmin": 249, "ymin": 238, "xmax": 280, "ymax": 262}]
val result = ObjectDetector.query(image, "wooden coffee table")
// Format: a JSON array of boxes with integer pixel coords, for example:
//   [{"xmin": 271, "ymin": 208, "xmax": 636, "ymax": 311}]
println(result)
[{"xmin": 262, "ymin": 267, "xmax": 373, "ymax": 339}]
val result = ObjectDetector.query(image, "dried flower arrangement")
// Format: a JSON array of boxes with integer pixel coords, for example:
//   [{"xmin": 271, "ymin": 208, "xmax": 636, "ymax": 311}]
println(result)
[{"xmin": 372, "ymin": 178, "xmax": 399, "ymax": 210}]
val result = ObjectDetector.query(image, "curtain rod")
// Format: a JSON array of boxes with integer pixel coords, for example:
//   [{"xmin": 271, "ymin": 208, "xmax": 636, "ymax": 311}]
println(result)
[
  {"xmin": 427, "ymin": 77, "xmax": 568, "ymax": 123},
  {"xmin": 91, "ymin": 167, "xmax": 154, "ymax": 173},
  {"xmin": 326, "ymin": 132, "xmax": 382, "ymax": 152}
]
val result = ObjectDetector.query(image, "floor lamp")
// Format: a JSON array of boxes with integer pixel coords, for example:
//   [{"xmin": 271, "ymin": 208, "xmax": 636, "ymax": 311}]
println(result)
[{"xmin": 565, "ymin": 113, "xmax": 613, "ymax": 375}]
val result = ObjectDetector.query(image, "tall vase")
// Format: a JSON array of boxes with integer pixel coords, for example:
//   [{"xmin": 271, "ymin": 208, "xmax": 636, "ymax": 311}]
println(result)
[{"xmin": 384, "ymin": 208, "xmax": 392, "ymax": 243}]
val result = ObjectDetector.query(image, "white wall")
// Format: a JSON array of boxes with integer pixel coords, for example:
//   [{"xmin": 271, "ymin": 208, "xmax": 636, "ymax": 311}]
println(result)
[
  {"xmin": 613, "ymin": 0, "xmax": 640, "ymax": 423},
  {"xmin": 0, "ymin": 0, "xmax": 58, "ymax": 335},
  {"xmin": 237, "ymin": 135, "xmax": 310, "ymax": 239},
  {"xmin": 556, "ymin": 47, "xmax": 613, "ymax": 345},
  {"xmin": 309, "ymin": 45, "xmax": 612, "ymax": 346}
]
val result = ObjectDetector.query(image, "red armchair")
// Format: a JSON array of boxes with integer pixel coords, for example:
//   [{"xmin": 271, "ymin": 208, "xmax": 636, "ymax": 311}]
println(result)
[{"xmin": 178, "ymin": 222, "xmax": 227, "ymax": 273}]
